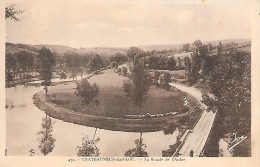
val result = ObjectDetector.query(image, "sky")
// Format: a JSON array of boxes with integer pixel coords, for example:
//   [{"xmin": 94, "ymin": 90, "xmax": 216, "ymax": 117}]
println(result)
[{"xmin": 5, "ymin": 0, "xmax": 252, "ymax": 48}]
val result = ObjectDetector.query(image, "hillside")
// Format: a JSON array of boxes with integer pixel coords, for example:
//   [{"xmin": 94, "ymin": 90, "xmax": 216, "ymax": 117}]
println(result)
[
  {"xmin": 5, "ymin": 43, "xmax": 128, "ymax": 57},
  {"xmin": 5, "ymin": 38, "xmax": 250, "ymax": 56},
  {"xmin": 138, "ymin": 38, "xmax": 250, "ymax": 51}
]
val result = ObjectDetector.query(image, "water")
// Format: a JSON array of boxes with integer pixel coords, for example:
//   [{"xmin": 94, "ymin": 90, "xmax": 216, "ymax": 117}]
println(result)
[{"xmin": 5, "ymin": 84, "xmax": 179, "ymax": 156}]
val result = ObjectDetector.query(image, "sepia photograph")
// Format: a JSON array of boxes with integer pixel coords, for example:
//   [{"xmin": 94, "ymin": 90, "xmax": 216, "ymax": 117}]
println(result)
[{"xmin": 2, "ymin": 0, "xmax": 259, "ymax": 165}]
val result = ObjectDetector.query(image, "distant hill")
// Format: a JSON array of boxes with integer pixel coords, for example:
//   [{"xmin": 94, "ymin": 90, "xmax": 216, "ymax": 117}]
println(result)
[
  {"xmin": 138, "ymin": 44, "xmax": 182, "ymax": 51},
  {"xmin": 6, "ymin": 38, "xmax": 250, "ymax": 55},
  {"xmin": 138, "ymin": 38, "xmax": 250, "ymax": 51},
  {"xmin": 5, "ymin": 43, "xmax": 128, "ymax": 57}
]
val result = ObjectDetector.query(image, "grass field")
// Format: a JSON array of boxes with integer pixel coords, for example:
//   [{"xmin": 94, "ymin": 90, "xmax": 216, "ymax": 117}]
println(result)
[{"xmin": 48, "ymin": 69, "xmax": 186, "ymax": 118}]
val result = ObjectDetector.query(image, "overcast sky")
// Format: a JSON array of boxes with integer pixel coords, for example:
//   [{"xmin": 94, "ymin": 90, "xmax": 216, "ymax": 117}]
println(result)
[{"xmin": 5, "ymin": 0, "xmax": 252, "ymax": 48}]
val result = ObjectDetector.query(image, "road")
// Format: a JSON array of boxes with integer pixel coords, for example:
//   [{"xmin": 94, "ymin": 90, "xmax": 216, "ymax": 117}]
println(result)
[{"xmin": 169, "ymin": 83, "xmax": 216, "ymax": 157}]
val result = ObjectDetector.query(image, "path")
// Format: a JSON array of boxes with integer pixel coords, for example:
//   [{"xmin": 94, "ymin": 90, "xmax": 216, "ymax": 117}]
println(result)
[{"xmin": 169, "ymin": 83, "xmax": 216, "ymax": 157}]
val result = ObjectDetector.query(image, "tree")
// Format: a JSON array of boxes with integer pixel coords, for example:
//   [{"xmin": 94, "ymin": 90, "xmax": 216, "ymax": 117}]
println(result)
[
  {"xmin": 166, "ymin": 57, "xmax": 176, "ymax": 70},
  {"xmin": 88, "ymin": 54, "xmax": 104, "ymax": 72},
  {"xmin": 122, "ymin": 66, "xmax": 128, "ymax": 76},
  {"xmin": 125, "ymin": 63, "xmax": 151, "ymax": 114},
  {"xmin": 161, "ymin": 82, "xmax": 171, "ymax": 91},
  {"xmin": 82, "ymin": 55, "xmax": 89, "ymax": 73},
  {"xmin": 193, "ymin": 40, "xmax": 202, "ymax": 47},
  {"xmin": 76, "ymin": 78, "xmax": 99, "ymax": 113},
  {"xmin": 38, "ymin": 115, "xmax": 56, "ymax": 156},
  {"xmin": 122, "ymin": 80, "xmax": 132, "ymax": 96},
  {"xmin": 182, "ymin": 43, "xmax": 190, "ymax": 52},
  {"xmin": 14, "ymin": 51, "xmax": 35, "ymax": 78},
  {"xmin": 217, "ymin": 41, "xmax": 223, "ymax": 56},
  {"xmin": 124, "ymin": 133, "xmax": 148, "ymax": 157},
  {"xmin": 5, "ymin": 53, "xmax": 16, "ymax": 81},
  {"xmin": 64, "ymin": 52, "xmax": 82, "ymax": 81},
  {"xmin": 163, "ymin": 72, "xmax": 171, "ymax": 84},
  {"xmin": 148, "ymin": 56, "xmax": 159, "ymax": 69},
  {"xmin": 77, "ymin": 136, "xmax": 100, "ymax": 156},
  {"xmin": 157, "ymin": 57, "xmax": 166, "ymax": 70},
  {"xmin": 59, "ymin": 71, "xmax": 67, "ymax": 81},
  {"xmin": 5, "ymin": 4, "xmax": 24, "ymax": 21},
  {"xmin": 187, "ymin": 40, "xmax": 208, "ymax": 85},
  {"xmin": 153, "ymin": 71, "xmax": 160, "ymax": 81},
  {"xmin": 208, "ymin": 43, "xmax": 213, "ymax": 54},
  {"xmin": 127, "ymin": 47, "xmax": 142, "ymax": 64},
  {"xmin": 76, "ymin": 79, "xmax": 100, "ymax": 151},
  {"xmin": 202, "ymin": 49, "xmax": 251, "ymax": 156},
  {"xmin": 110, "ymin": 53, "xmax": 127, "ymax": 65},
  {"xmin": 38, "ymin": 47, "xmax": 56, "ymax": 97}
]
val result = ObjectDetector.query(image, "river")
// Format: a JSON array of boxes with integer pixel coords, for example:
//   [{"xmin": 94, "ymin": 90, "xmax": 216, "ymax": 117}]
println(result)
[{"xmin": 6, "ymin": 82, "xmax": 179, "ymax": 156}]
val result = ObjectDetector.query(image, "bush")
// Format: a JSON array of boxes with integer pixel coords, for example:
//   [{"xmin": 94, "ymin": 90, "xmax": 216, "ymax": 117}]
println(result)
[
  {"xmin": 153, "ymin": 71, "xmax": 160, "ymax": 80},
  {"xmin": 122, "ymin": 67, "xmax": 128, "ymax": 76},
  {"xmin": 117, "ymin": 68, "xmax": 122, "ymax": 74},
  {"xmin": 161, "ymin": 82, "xmax": 171, "ymax": 91},
  {"xmin": 163, "ymin": 72, "xmax": 171, "ymax": 83},
  {"xmin": 123, "ymin": 80, "xmax": 132, "ymax": 96}
]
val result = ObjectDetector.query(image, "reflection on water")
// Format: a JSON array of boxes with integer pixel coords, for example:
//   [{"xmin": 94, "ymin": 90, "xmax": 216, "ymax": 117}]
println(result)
[
  {"xmin": 77, "ymin": 128, "xmax": 100, "ymax": 156},
  {"xmin": 37, "ymin": 114, "xmax": 56, "ymax": 156},
  {"xmin": 77, "ymin": 135, "xmax": 100, "ymax": 156},
  {"xmin": 124, "ymin": 132, "xmax": 149, "ymax": 157},
  {"xmin": 6, "ymin": 84, "xmax": 179, "ymax": 156}
]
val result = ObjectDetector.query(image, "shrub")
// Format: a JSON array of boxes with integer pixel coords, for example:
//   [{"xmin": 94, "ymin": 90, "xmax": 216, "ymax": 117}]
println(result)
[
  {"xmin": 163, "ymin": 72, "xmax": 171, "ymax": 83},
  {"xmin": 161, "ymin": 82, "xmax": 171, "ymax": 91},
  {"xmin": 123, "ymin": 80, "xmax": 132, "ymax": 96}
]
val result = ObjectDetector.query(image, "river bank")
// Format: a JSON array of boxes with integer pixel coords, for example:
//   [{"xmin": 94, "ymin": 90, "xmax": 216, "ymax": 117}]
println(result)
[{"xmin": 6, "ymin": 85, "xmax": 181, "ymax": 156}]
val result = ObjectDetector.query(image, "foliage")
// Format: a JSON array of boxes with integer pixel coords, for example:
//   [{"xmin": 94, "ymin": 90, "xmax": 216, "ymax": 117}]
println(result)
[
  {"xmin": 77, "ymin": 136, "xmax": 100, "ymax": 157},
  {"xmin": 153, "ymin": 71, "xmax": 160, "ymax": 81},
  {"xmin": 64, "ymin": 52, "xmax": 82, "ymax": 80},
  {"xmin": 165, "ymin": 57, "xmax": 176, "ymax": 70},
  {"xmin": 161, "ymin": 82, "xmax": 171, "ymax": 91},
  {"xmin": 110, "ymin": 53, "xmax": 127, "ymax": 65},
  {"xmin": 187, "ymin": 41, "xmax": 209, "ymax": 85},
  {"xmin": 15, "ymin": 51, "xmax": 35, "ymax": 73},
  {"xmin": 88, "ymin": 54, "xmax": 104, "ymax": 71},
  {"xmin": 5, "ymin": 4, "xmax": 24, "ymax": 21},
  {"xmin": 38, "ymin": 47, "xmax": 56, "ymax": 86},
  {"xmin": 163, "ymin": 72, "xmax": 171, "ymax": 83},
  {"xmin": 163, "ymin": 122, "xmax": 179, "ymax": 135},
  {"xmin": 38, "ymin": 115, "xmax": 56, "ymax": 156},
  {"xmin": 128, "ymin": 63, "xmax": 151, "ymax": 114},
  {"xmin": 124, "ymin": 137, "xmax": 148, "ymax": 157},
  {"xmin": 182, "ymin": 43, "xmax": 190, "ymax": 52},
  {"xmin": 122, "ymin": 66, "xmax": 128, "ymax": 76},
  {"xmin": 148, "ymin": 56, "xmax": 176, "ymax": 70},
  {"xmin": 59, "ymin": 72, "xmax": 67, "ymax": 80},
  {"xmin": 76, "ymin": 78, "xmax": 99, "ymax": 108},
  {"xmin": 193, "ymin": 40, "xmax": 202, "ymax": 47},
  {"xmin": 202, "ymin": 49, "xmax": 251, "ymax": 156},
  {"xmin": 5, "ymin": 53, "xmax": 17, "ymax": 81},
  {"xmin": 127, "ymin": 47, "xmax": 143, "ymax": 64},
  {"xmin": 208, "ymin": 43, "xmax": 213, "ymax": 54},
  {"xmin": 217, "ymin": 41, "xmax": 223, "ymax": 56},
  {"xmin": 122, "ymin": 80, "xmax": 132, "ymax": 96}
]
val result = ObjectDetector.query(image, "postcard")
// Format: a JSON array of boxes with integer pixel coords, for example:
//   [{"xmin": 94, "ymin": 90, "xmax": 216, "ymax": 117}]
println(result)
[{"xmin": 1, "ymin": 0, "xmax": 259, "ymax": 167}]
